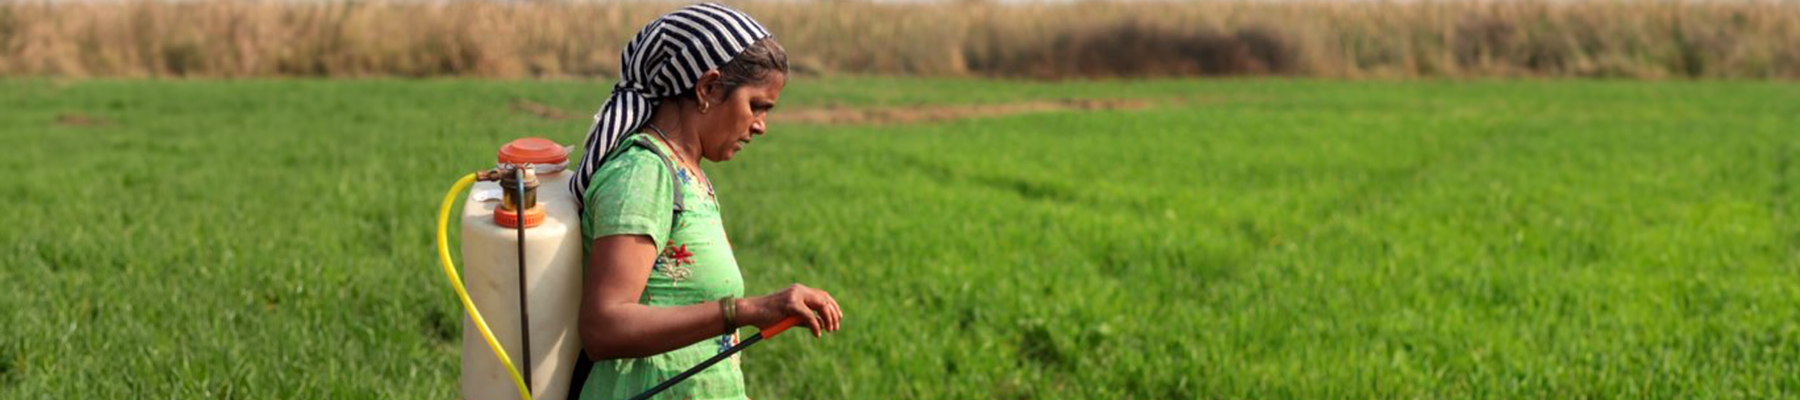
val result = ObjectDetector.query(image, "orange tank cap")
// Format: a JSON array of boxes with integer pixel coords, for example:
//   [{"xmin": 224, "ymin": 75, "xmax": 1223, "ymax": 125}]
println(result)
[
  {"xmin": 494, "ymin": 204, "xmax": 546, "ymax": 229},
  {"xmin": 497, "ymin": 137, "xmax": 568, "ymax": 166}
]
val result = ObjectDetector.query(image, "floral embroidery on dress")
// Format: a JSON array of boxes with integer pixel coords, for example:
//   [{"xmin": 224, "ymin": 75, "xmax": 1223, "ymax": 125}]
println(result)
[
  {"xmin": 716, "ymin": 332, "xmax": 741, "ymax": 365},
  {"xmin": 656, "ymin": 244, "xmax": 694, "ymax": 281},
  {"xmin": 715, "ymin": 333, "xmax": 735, "ymax": 353},
  {"xmin": 675, "ymin": 165, "xmax": 717, "ymax": 203}
]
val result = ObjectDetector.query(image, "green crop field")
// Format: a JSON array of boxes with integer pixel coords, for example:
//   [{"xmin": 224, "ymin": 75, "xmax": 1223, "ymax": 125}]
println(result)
[{"xmin": 3, "ymin": 78, "xmax": 1798, "ymax": 399}]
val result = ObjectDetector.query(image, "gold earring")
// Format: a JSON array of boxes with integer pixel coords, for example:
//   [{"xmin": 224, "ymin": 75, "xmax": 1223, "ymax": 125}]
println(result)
[{"xmin": 700, "ymin": 101, "xmax": 710, "ymax": 114}]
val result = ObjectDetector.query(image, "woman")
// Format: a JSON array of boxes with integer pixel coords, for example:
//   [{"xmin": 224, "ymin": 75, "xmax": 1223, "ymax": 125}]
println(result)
[{"xmin": 569, "ymin": 4, "xmax": 842, "ymax": 400}]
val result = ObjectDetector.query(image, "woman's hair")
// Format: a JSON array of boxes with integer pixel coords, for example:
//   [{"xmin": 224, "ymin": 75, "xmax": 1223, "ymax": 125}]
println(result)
[{"xmin": 699, "ymin": 38, "xmax": 788, "ymax": 102}]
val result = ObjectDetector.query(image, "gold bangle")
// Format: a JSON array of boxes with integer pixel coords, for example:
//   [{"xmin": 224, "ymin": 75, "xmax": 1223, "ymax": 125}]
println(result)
[{"xmin": 719, "ymin": 297, "xmax": 737, "ymax": 333}]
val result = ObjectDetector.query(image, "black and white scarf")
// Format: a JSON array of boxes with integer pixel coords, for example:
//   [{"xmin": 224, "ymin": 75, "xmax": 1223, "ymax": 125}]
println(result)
[{"xmin": 571, "ymin": 3, "xmax": 772, "ymax": 211}]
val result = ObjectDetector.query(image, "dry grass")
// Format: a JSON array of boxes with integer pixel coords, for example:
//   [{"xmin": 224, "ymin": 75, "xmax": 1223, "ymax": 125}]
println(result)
[{"xmin": 3, "ymin": 0, "xmax": 1798, "ymax": 79}]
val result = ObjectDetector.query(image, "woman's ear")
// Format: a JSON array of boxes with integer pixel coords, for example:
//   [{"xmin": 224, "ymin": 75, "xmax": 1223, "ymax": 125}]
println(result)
[{"xmin": 693, "ymin": 70, "xmax": 726, "ymax": 111}]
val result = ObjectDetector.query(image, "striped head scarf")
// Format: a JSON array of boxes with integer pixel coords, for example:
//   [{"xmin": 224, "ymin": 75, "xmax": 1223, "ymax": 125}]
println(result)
[{"xmin": 571, "ymin": 3, "xmax": 773, "ymax": 211}]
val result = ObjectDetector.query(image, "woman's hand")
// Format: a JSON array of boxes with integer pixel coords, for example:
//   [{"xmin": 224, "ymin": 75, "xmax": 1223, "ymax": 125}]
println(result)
[{"xmin": 737, "ymin": 284, "xmax": 842, "ymax": 337}]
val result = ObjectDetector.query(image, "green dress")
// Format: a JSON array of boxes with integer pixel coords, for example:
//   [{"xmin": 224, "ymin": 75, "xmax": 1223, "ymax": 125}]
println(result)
[{"xmin": 579, "ymin": 132, "xmax": 748, "ymax": 400}]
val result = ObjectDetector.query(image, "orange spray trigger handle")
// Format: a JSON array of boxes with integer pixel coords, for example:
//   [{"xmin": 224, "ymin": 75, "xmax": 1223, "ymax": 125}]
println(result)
[{"xmin": 760, "ymin": 316, "xmax": 804, "ymax": 339}]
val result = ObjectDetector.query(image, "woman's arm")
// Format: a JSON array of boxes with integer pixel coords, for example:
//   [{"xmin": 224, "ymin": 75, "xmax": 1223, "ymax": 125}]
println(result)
[
  {"xmin": 579, "ymin": 234, "xmax": 727, "ymax": 360},
  {"xmin": 579, "ymin": 234, "xmax": 843, "ymax": 360}
]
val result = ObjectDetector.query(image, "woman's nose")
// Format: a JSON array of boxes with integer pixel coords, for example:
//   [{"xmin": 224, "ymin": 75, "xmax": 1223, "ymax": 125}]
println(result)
[{"xmin": 751, "ymin": 119, "xmax": 766, "ymax": 135}]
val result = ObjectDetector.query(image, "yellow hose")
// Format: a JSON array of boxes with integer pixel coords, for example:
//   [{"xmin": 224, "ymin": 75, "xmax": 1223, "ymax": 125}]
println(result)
[{"xmin": 438, "ymin": 173, "xmax": 533, "ymax": 400}]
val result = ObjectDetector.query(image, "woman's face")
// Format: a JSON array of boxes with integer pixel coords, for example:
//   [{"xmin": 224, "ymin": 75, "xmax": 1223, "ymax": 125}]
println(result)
[{"xmin": 698, "ymin": 72, "xmax": 786, "ymax": 162}]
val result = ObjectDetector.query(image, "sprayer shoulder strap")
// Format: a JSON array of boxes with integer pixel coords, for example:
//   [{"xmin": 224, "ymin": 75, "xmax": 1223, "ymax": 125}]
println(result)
[{"xmin": 625, "ymin": 135, "xmax": 687, "ymax": 213}]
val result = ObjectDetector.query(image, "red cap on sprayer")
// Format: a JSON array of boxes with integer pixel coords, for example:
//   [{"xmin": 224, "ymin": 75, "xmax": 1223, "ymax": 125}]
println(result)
[{"xmin": 497, "ymin": 137, "xmax": 568, "ymax": 166}]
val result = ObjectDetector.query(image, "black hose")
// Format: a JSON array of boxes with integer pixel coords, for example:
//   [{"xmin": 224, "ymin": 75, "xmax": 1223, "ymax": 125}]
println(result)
[
  {"xmin": 625, "ymin": 332, "xmax": 768, "ymax": 400},
  {"xmin": 515, "ymin": 167, "xmax": 534, "ymax": 394}
]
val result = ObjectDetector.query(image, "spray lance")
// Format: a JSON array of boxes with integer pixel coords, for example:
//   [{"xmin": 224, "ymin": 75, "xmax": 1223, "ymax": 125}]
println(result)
[
  {"xmin": 628, "ymin": 317, "xmax": 802, "ymax": 400},
  {"xmin": 435, "ymin": 138, "xmax": 804, "ymax": 400}
]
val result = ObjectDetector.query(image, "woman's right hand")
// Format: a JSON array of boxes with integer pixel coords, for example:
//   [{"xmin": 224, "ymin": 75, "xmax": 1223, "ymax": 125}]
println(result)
[{"xmin": 738, "ymin": 284, "xmax": 842, "ymax": 337}]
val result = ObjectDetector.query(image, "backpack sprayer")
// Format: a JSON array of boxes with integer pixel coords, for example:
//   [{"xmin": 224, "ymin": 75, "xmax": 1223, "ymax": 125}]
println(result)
[{"xmin": 434, "ymin": 138, "xmax": 800, "ymax": 400}]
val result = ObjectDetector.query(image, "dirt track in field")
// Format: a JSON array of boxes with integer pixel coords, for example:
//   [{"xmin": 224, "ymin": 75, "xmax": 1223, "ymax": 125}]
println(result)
[{"xmin": 511, "ymin": 97, "xmax": 1180, "ymax": 126}]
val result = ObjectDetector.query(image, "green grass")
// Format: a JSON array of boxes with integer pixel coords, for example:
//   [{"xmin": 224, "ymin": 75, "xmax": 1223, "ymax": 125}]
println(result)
[{"xmin": 2, "ymin": 77, "xmax": 1797, "ymax": 399}]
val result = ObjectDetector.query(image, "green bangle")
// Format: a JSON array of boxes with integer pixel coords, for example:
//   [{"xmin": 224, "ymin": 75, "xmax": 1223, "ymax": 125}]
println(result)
[{"xmin": 719, "ymin": 297, "xmax": 737, "ymax": 333}]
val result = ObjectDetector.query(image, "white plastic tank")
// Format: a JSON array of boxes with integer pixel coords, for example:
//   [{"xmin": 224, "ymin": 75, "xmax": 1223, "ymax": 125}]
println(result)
[{"xmin": 460, "ymin": 138, "xmax": 584, "ymax": 399}]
